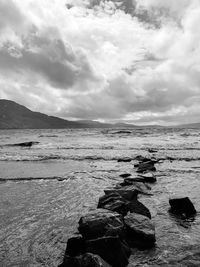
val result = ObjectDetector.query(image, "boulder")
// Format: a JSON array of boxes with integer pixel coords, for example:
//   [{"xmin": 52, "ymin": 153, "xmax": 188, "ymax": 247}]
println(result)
[
  {"xmin": 65, "ymin": 235, "xmax": 85, "ymax": 256},
  {"xmin": 169, "ymin": 197, "xmax": 196, "ymax": 216},
  {"xmin": 86, "ymin": 236, "xmax": 129, "ymax": 267},
  {"xmin": 97, "ymin": 193, "xmax": 129, "ymax": 216},
  {"xmin": 128, "ymin": 199, "xmax": 151, "ymax": 219},
  {"xmin": 59, "ymin": 253, "xmax": 111, "ymax": 267},
  {"xmin": 78, "ymin": 209, "xmax": 124, "ymax": 240},
  {"xmin": 138, "ymin": 173, "xmax": 157, "ymax": 183},
  {"xmin": 148, "ymin": 149, "xmax": 158, "ymax": 153},
  {"xmin": 124, "ymin": 213, "xmax": 156, "ymax": 248},
  {"xmin": 115, "ymin": 182, "xmax": 152, "ymax": 195}
]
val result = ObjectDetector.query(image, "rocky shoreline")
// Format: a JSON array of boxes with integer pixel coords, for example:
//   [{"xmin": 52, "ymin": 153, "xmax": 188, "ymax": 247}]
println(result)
[{"xmin": 58, "ymin": 154, "xmax": 197, "ymax": 267}]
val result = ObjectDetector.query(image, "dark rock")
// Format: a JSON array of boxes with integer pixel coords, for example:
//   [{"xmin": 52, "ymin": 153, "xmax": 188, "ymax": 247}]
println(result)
[
  {"xmin": 169, "ymin": 197, "xmax": 196, "ymax": 216},
  {"xmin": 12, "ymin": 141, "xmax": 39, "ymax": 147},
  {"xmin": 78, "ymin": 209, "xmax": 124, "ymax": 240},
  {"xmin": 59, "ymin": 252, "xmax": 111, "ymax": 267},
  {"xmin": 104, "ymin": 186, "xmax": 138, "ymax": 201},
  {"xmin": 118, "ymin": 158, "xmax": 132, "ymax": 163},
  {"xmin": 128, "ymin": 199, "xmax": 151, "ymax": 219},
  {"xmin": 97, "ymin": 193, "xmax": 129, "ymax": 216},
  {"xmin": 119, "ymin": 173, "xmax": 132, "ymax": 178},
  {"xmin": 124, "ymin": 213, "xmax": 156, "ymax": 249},
  {"xmin": 122, "ymin": 175, "xmax": 156, "ymax": 185},
  {"xmin": 86, "ymin": 236, "xmax": 129, "ymax": 267},
  {"xmin": 65, "ymin": 235, "xmax": 85, "ymax": 256}
]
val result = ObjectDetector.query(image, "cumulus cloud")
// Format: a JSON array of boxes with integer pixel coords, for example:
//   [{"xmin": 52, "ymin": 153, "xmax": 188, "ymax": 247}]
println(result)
[{"xmin": 0, "ymin": 0, "xmax": 200, "ymax": 124}]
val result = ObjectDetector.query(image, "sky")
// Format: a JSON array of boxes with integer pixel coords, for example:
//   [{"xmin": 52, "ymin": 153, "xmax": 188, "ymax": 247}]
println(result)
[{"xmin": 0, "ymin": 0, "xmax": 200, "ymax": 125}]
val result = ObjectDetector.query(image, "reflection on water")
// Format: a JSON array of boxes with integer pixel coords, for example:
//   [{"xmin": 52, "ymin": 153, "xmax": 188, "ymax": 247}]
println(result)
[{"xmin": 0, "ymin": 128, "xmax": 200, "ymax": 266}]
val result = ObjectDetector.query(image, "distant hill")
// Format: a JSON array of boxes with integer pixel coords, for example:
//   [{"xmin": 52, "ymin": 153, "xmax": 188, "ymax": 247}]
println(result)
[{"xmin": 0, "ymin": 99, "xmax": 135, "ymax": 129}]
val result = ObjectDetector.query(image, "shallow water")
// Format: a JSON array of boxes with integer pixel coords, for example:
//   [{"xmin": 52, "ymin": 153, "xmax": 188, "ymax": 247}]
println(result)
[{"xmin": 0, "ymin": 128, "xmax": 200, "ymax": 266}]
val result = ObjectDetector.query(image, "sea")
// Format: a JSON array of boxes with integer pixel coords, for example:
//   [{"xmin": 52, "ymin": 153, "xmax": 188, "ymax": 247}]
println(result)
[{"xmin": 0, "ymin": 127, "xmax": 200, "ymax": 267}]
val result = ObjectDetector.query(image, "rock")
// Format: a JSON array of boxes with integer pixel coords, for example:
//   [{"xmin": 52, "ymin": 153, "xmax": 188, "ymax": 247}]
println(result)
[
  {"xmin": 119, "ymin": 173, "xmax": 132, "ymax": 178},
  {"xmin": 65, "ymin": 235, "xmax": 85, "ymax": 256},
  {"xmin": 78, "ymin": 209, "xmax": 124, "ymax": 240},
  {"xmin": 137, "ymin": 162, "xmax": 156, "ymax": 173},
  {"xmin": 128, "ymin": 199, "xmax": 151, "ymax": 219},
  {"xmin": 59, "ymin": 252, "xmax": 111, "ymax": 267},
  {"xmin": 104, "ymin": 186, "xmax": 138, "ymax": 201},
  {"xmin": 148, "ymin": 148, "xmax": 158, "ymax": 153},
  {"xmin": 12, "ymin": 141, "xmax": 39, "ymax": 147},
  {"xmin": 97, "ymin": 193, "xmax": 129, "ymax": 216},
  {"xmin": 124, "ymin": 213, "xmax": 156, "ymax": 248},
  {"xmin": 118, "ymin": 158, "xmax": 132, "ymax": 163},
  {"xmin": 138, "ymin": 173, "xmax": 157, "ymax": 183},
  {"xmin": 169, "ymin": 197, "xmax": 196, "ymax": 216},
  {"xmin": 86, "ymin": 236, "xmax": 129, "ymax": 267},
  {"xmin": 114, "ymin": 182, "xmax": 152, "ymax": 196}
]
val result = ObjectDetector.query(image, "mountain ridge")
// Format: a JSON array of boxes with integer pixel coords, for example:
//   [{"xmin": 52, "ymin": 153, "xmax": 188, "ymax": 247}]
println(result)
[{"xmin": 0, "ymin": 99, "xmax": 199, "ymax": 129}]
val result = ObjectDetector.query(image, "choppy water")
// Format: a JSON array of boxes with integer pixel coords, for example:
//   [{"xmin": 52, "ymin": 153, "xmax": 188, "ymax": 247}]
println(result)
[{"xmin": 0, "ymin": 128, "xmax": 200, "ymax": 266}]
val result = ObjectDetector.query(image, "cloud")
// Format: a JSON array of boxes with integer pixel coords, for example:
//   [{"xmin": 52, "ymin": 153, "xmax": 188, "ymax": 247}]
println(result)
[{"xmin": 0, "ymin": 0, "xmax": 200, "ymax": 124}]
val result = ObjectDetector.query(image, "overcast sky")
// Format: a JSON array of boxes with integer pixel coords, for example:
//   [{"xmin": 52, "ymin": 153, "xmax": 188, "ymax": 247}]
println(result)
[{"xmin": 0, "ymin": 0, "xmax": 200, "ymax": 125}]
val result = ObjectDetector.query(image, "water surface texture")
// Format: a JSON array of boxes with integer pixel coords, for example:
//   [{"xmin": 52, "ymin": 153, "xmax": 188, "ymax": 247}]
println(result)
[{"xmin": 1, "ymin": 128, "xmax": 200, "ymax": 266}]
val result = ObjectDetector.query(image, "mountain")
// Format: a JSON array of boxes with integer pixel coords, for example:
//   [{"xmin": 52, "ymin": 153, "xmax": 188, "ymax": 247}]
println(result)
[{"xmin": 0, "ymin": 99, "xmax": 136, "ymax": 129}]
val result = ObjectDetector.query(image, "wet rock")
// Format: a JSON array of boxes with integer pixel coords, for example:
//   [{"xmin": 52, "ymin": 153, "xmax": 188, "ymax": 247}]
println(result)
[
  {"xmin": 78, "ymin": 209, "xmax": 124, "ymax": 240},
  {"xmin": 104, "ymin": 186, "xmax": 138, "ymax": 201},
  {"xmin": 59, "ymin": 252, "xmax": 111, "ymax": 267},
  {"xmin": 97, "ymin": 193, "xmax": 129, "ymax": 216},
  {"xmin": 124, "ymin": 213, "xmax": 156, "ymax": 249},
  {"xmin": 65, "ymin": 235, "xmax": 85, "ymax": 256},
  {"xmin": 86, "ymin": 236, "xmax": 129, "ymax": 267},
  {"xmin": 118, "ymin": 158, "xmax": 132, "ymax": 163},
  {"xmin": 119, "ymin": 173, "xmax": 132, "ymax": 178},
  {"xmin": 128, "ymin": 199, "xmax": 151, "ymax": 219},
  {"xmin": 114, "ymin": 130, "xmax": 131, "ymax": 134},
  {"xmin": 169, "ymin": 197, "xmax": 197, "ymax": 216}
]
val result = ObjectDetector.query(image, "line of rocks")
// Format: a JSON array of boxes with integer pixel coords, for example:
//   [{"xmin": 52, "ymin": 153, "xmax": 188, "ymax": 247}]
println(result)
[{"xmin": 59, "ymin": 155, "xmax": 159, "ymax": 267}]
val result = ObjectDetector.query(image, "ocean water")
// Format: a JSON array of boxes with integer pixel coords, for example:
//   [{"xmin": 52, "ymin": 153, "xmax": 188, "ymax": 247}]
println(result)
[{"xmin": 0, "ymin": 128, "xmax": 200, "ymax": 266}]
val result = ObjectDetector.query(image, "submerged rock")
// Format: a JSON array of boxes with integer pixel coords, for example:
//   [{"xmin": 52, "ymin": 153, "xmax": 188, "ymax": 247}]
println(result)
[
  {"xmin": 59, "ymin": 252, "xmax": 111, "ymax": 267},
  {"xmin": 86, "ymin": 236, "xmax": 129, "ymax": 267},
  {"xmin": 137, "ymin": 162, "xmax": 156, "ymax": 173},
  {"xmin": 78, "ymin": 209, "xmax": 124, "ymax": 240},
  {"xmin": 124, "ymin": 213, "xmax": 156, "ymax": 248},
  {"xmin": 169, "ymin": 197, "xmax": 196, "ymax": 216}
]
